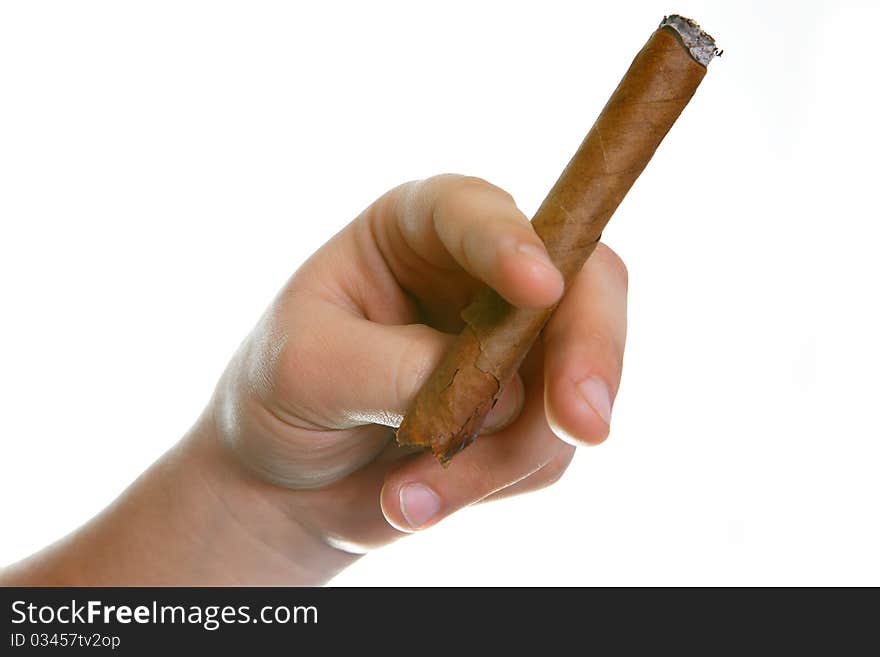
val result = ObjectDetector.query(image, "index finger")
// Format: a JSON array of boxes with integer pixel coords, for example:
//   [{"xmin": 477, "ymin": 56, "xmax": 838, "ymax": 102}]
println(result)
[{"xmin": 369, "ymin": 174, "xmax": 564, "ymax": 311}]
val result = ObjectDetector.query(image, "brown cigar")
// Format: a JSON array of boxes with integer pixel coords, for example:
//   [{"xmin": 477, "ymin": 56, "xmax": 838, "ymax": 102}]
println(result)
[{"xmin": 396, "ymin": 15, "xmax": 719, "ymax": 463}]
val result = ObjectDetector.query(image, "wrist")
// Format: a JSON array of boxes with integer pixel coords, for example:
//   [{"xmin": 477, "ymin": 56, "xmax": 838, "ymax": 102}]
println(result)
[
  {"xmin": 1, "ymin": 412, "xmax": 359, "ymax": 586},
  {"xmin": 167, "ymin": 411, "xmax": 362, "ymax": 585}
]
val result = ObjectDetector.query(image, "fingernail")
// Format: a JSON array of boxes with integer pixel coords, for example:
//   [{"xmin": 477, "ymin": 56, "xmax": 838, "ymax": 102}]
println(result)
[
  {"xmin": 517, "ymin": 242, "xmax": 557, "ymax": 272},
  {"xmin": 399, "ymin": 483, "xmax": 442, "ymax": 530},
  {"xmin": 577, "ymin": 376, "xmax": 612, "ymax": 425}
]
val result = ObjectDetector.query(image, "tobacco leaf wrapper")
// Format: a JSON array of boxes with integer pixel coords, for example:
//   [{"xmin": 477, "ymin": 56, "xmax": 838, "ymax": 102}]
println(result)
[{"xmin": 397, "ymin": 15, "xmax": 719, "ymax": 463}]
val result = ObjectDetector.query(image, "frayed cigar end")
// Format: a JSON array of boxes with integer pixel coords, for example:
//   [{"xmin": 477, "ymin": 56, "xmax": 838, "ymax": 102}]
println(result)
[{"xmin": 660, "ymin": 14, "xmax": 720, "ymax": 66}]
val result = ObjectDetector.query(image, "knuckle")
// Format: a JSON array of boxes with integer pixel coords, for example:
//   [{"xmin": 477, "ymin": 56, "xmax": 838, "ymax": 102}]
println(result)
[
  {"xmin": 382, "ymin": 180, "xmax": 421, "ymax": 226},
  {"xmin": 437, "ymin": 174, "xmax": 514, "ymax": 206},
  {"xmin": 246, "ymin": 310, "xmax": 293, "ymax": 399},
  {"xmin": 459, "ymin": 175, "xmax": 513, "ymax": 199},
  {"xmin": 444, "ymin": 178, "xmax": 483, "ymax": 215},
  {"xmin": 430, "ymin": 176, "xmax": 511, "ymax": 271}
]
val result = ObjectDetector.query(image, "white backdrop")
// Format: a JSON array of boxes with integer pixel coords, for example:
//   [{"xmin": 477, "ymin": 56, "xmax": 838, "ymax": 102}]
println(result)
[{"xmin": 1, "ymin": 0, "xmax": 878, "ymax": 585}]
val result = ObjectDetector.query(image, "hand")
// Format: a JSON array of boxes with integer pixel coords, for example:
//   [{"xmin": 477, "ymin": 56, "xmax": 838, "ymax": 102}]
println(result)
[
  {"xmin": 0, "ymin": 174, "xmax": 628, "ymax": 586},
  {"xmin": 210, "ymin": 174, "xmax": 628, "ymax": 549}
]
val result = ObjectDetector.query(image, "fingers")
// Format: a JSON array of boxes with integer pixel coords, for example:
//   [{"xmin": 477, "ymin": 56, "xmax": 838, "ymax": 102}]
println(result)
[
  {"xmin": 374, "ymin": 174, "xmax": 564, "ymax": 310},
  {"xmin": 272, "ymin": 303, "xmax": 524, "ymax": 432},
  {"xmin": 380, "ymin": 371, "xmax": 566, "ymax": 532},
  {"xmin": 542, "ymin": 243, "xmax": 628, "ymax": 447},
  {"xmin": 377, "ymin": 243, "xmax": 626, "ymax": 532}
]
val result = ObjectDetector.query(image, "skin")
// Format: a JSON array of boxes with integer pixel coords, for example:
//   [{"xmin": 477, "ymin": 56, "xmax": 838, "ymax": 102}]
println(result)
[{"xmin": 0, "ymin": 174, "xmax": 628, "ymax": 585}]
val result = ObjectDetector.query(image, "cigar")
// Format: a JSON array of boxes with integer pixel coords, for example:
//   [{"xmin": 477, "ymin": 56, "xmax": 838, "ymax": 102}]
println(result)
[{"xmin": 396, "ymin": 15, "xmax": 719, "ymax": 463}]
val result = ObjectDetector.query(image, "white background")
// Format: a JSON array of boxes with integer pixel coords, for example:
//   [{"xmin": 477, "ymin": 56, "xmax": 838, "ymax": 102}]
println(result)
[{"xmin": 1, "ymin": 0, "xmax": 878, "ymax": 585}]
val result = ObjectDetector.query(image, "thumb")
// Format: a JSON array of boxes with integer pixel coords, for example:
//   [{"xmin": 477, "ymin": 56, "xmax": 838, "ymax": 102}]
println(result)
[{"xmin": 275, "ymin": 306, "xmax": 522, "ymax": 432}]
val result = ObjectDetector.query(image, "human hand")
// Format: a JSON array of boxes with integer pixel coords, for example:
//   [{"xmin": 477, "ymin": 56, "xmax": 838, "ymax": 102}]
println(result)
[
  {"xmin": 0, "ymin": 174, "xmax": 629, "ymax": 586},
  {"xmin": 208, "ymin": 174, "xmax": 628, "ymax": 553}
]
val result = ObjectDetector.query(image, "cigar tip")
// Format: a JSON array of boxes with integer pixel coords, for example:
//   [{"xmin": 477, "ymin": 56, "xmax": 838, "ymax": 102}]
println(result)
[{"xmin": 660, "ymin": 14, "xmax": 721, "ymax": 67}]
